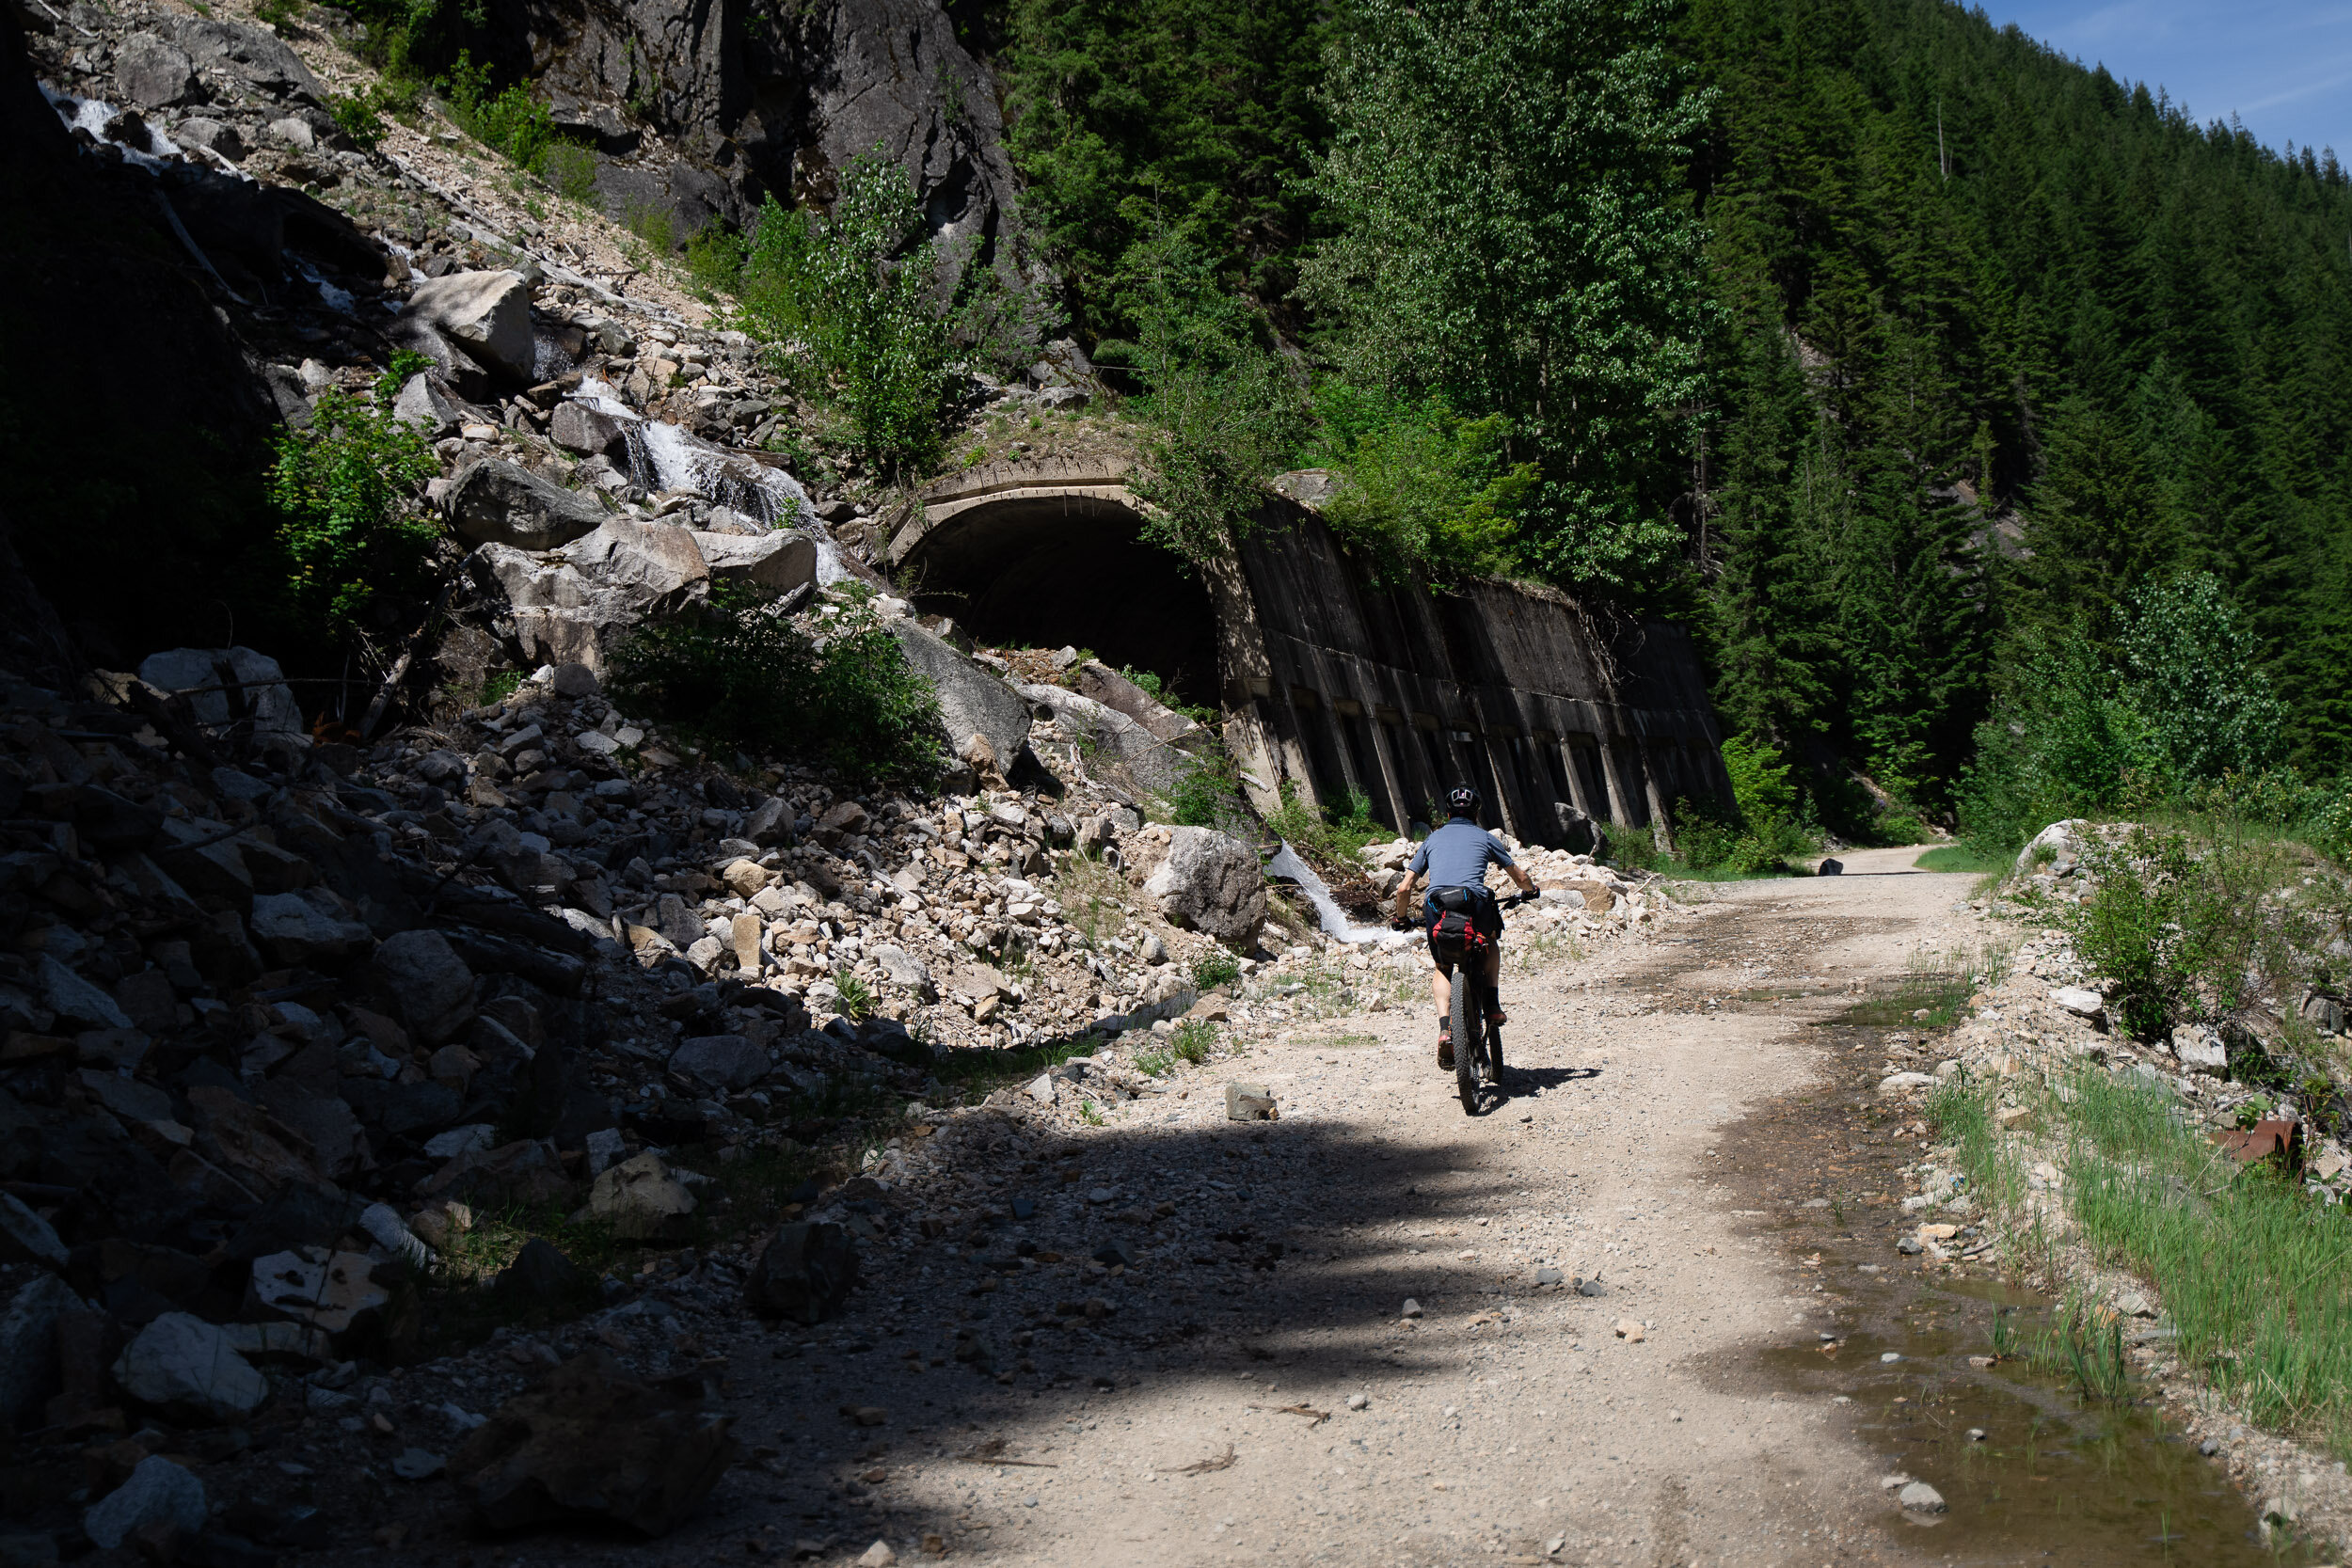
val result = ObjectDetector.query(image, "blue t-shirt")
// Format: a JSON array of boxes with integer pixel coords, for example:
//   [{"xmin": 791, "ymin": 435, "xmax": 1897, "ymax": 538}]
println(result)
[{"xmin": 1407, "ymin": 818, "xmax": 1516, "ymax": 892}]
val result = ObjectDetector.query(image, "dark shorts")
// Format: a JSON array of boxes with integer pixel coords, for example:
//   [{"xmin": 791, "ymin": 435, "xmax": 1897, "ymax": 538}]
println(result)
[{"xmin": 1423, "ymin": 887, "xmax": 1503, "ymax": 974}]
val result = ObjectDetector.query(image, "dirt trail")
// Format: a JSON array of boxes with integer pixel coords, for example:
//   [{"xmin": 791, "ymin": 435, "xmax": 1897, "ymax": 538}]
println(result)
[{"xmin": 718, "ymin": 848, "xmax": 1978, "ymax": 1566}]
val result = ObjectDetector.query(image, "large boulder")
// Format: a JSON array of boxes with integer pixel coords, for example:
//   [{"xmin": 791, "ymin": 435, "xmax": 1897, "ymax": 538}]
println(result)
[
  {"xmin": 446, "ymin": 459, "xmax": 609, "ymax": 551},
  {"xmin": 469, "ymin": 517, "xmax": 711, "ymax": 673},
  {"xmin": 1072, "ymin": 660, "xmax": 1201, "ymax": 745},
  {"xmin": 448, "ymin": 1349, "xmax": 738, "ymax": 1535},
  {"xmin": 84, "ymin": 1457, "xmax": 207, "ymax": 1551},
  {"xmin": 691, "ymin": 530, "xmax": 817, "ymax": 594},
  {"xmin": 589, "ymin": 1151, "xmax": 697, "ymax": 1240},
  {"xmin": 1133, "ymin": 826, "xmax": 1265, "ymax": 950},
  {"xmin": 550, "ymin": 401, "xmax": 633, "ymax": 465},
  {"xmin": 744, "ymin": 1223, "xmax": 857, "ymax": 1324},
  {"xmin": 400, "ymin": 271, "xmax": 535, "ymax": 385},
  {"xmin": 112, "ymin": 1313, "xmax": 270, "ymax": 1421},
  {"xmin": 1019, "ymin": 683, "xmax": 1188, "ymax": 796},
  {"xmin": 118, "ymin": 33, "xmax": 200, "ymax": 108},
  {"xmin": 137, "ymin": 646, "xmax": 304, "ymax": 737},
  {"xmin": 248, "ymin": 889, "xmax": 373, "ymax": 967},
  {"xmin": 2015, "ymin": 818, "xmax": 2090, "ymax": 876},
  {"xmin": 667, "ymin": 1034, "xmax": 769, "ymax": 1090},
  {"xmin": 163, "ymin": 14, "xmax": 322, "ymax": 102},
  {"xmin": 888, "ymin": 620, "xmax": 1030, "ymax": 778},
  {"xmin": 371, "ymin": 930, "xmax": 476, "ymax": 1043}
]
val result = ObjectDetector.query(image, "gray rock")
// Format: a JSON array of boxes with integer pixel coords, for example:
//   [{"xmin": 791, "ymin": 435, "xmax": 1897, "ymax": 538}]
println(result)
[
  {"xmin": 2050, "ymin": 986, "xmax": 2105, "ymax": 1020},
  {"xmin": 0, "ymin": 1273, "xmax": 75, "ymax": 1425},
  {"xmin": 869, "ymin": 944, "xmax": 934, "ymax": 999},
  {"xmin": 372, "ymin": 929, "xmax": 476, "ymax": 1043},
  {"xmin": 83, "ymin": 1457, "xmax": 206, "ymax": 1551},
  {"xmin": 1018, "ymin": 683, "xmax": 1188, "ymax": 795},
  {"xmin": 549, "ymin": 661, "xmax": 600, "ymax": 698},
  {"xmin": 402, "ymin": 271, "xmax": 535, "ymax": 385},
  {"xmin": 1400, "ymin": 1298, "xmax": 1422, "ymax": 1319},
  {"xmin": 35, "ymin": 955, "xmax": 131, "ymax": 1030},
  {"xmin": 691, "ymin": 529, "xmax": 818, "ymax": 594},
  {"xmin": 2172, "ymin": 1025, "xmax": 2228, "ymax": 1071},
  {"xmin": 446, "ymin": 459, "xmax": 609, "ymax": 551},
  {"xmin": 118, "ymin": 33, "xmax": 199, "ymax": 108},
  {"xmin": 172, "ymin": 117, "xmax": 242, "ymax": 160},
  {"xmin": 549, "ymin": 401, "xmax": 633, "ymax": 464},
  {"xmin": 495, "ymin": 1237, "xmax": 590, "ymax": 1304},
  {"xmin": 113, "ymin": 1312, "xmax": 270, "ymax": 1421},
  {"xmin": 468, "ymin": 516, "xmax": 710, "ymax": 673},
  {"xmin": 888, "ymin": 620, "xmax": 1030, "ymax": 777},
  {"xmin": 589, "ymin": 1151, "xmax": 697, "ymax": 1240},
  {"xmin": 668, "ymin": 1034, "xmax": 768, "ymax": 1090},
  {"xmin": 1898, "ymin": 1481, "xmax": 1947, "ymax": 1513},
  {"xmin": 0, "ymin": 1193, "xmax": 68, "ymax": 1269},
  {"xmin": 391, "ymin": 372, "xmax": 460, "ymax": 436},
  {"xmin": 2015, "ymin": 818, "xmax": 2088, "ymax": 877},
  {"xmin": 745, "ymin": 1222, "xmax": 858, "ymax": 1324},
  {"xmin": 249, "ymin": 889, "xmax": 373, "ymax": 967},
  {"xmin": 266, "ymin": 116, "xmax": 315, "ymax": 150},
  {"xmin": 1225, "ymin": 1083, "xmax": 1275, "ymax": 1121},
  {"xmin": 137, "ymin": 645, "xmax": 304, "ymax": 736},
  {"xmin": 1071, "ymin": 661, "xmax": 1200, "ymax": 744},
  {"xmin": 164, "ymin": 14, "xmax": 323, "ymax": 101},
  {"xmin": 360, "ymin": 1202, "xmax": 431, "ymax": 1268},
  {"xmin": 1144, "ymin": 828, "xmax": 1266, "ymax": 949},
  {"xmin": 1024, "ymin": 1071, "xmax": 1057, "ymax": 1104}
]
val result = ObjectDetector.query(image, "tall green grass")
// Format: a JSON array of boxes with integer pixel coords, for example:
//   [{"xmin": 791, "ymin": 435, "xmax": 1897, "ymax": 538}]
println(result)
[{"xmin": 1952, "ymin": 1068, "xmax": 2352, "ymax": 1457}]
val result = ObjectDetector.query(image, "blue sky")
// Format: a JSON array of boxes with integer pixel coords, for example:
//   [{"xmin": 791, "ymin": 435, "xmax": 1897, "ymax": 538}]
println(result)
[{"xmin": 1990, "ymin": 0, "xmax": 2352, "ymax": 159}]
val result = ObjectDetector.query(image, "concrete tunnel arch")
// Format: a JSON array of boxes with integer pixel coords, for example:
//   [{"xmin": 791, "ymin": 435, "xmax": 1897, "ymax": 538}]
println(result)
[{"xmin": 884, "ymin": 459, "xmax": 1219, "ymax": 710}]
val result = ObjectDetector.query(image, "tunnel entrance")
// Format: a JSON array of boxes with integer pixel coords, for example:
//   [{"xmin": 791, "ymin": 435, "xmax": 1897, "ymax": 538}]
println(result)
[{"xmin": 899, "ymin": 495, "xmax": 1220, "ymax": 709}]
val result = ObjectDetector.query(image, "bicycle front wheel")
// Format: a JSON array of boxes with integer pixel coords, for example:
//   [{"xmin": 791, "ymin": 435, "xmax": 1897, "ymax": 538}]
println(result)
[{"xmin": 1453, "ymin": 969, "xmax": 1481, "ymax": 1113}]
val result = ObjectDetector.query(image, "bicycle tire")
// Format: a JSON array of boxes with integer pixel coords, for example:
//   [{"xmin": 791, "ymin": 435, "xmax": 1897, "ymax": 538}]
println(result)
[
  {"xmin": 1486, "ymin": 987, "xmax": 1505, "ymax": 1085},
  {"xmin": 1453, "ymin": 967, "xmax": 1480, "ymax": 1114}
]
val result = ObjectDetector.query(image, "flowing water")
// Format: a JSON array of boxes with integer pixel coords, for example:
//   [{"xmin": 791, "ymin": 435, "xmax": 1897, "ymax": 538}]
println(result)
[
  {"xmin": 1267, "ymin": 841, "xmax": 1412, "ymax": 947},
  {"xmin": 569, "ymin": 377, "xmax": 851, "ymax": 582}
]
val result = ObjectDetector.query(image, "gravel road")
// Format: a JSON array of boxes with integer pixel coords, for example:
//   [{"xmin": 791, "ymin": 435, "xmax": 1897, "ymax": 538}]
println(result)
[{"xmin": 718, "ymin": 847, "xmax": 1979, "ymax": 1567}]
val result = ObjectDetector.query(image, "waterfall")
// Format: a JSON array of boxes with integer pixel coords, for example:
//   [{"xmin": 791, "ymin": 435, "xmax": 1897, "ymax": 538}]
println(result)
[
  {"xmin": 1266, "ymin": 842, "xmax": 1413, "ymax": 948},
  {"xmin": 569, "ymin": 377, "xmax": 852, "ymax": 583}
]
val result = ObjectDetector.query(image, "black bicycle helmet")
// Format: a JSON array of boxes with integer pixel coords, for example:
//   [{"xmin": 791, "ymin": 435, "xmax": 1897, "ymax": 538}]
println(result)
[{"xmin": 1446, "ymin": 784, "xmax": 1482, "ymax": 818}]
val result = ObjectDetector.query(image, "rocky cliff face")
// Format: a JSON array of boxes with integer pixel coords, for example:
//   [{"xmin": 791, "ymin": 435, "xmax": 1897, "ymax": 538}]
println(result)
[{"xmin": 520, "ymin": 0, "xmax": 1033, "ymax": 301}]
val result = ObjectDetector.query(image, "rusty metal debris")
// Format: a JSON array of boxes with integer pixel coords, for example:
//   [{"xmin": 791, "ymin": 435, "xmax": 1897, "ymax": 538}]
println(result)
[{"xmin": 2212, "ymin": 1118, "xmax": 2302, "ymax": 1171}]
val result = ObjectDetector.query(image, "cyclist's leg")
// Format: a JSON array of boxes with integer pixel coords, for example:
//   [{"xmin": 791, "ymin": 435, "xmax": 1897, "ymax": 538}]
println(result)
[{"xmin": 1480, "ymin": 943, "xmax": 1506, "ymax": 1023}]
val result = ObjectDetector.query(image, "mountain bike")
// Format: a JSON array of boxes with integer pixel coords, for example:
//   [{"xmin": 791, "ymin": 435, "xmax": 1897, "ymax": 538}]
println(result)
[{"xmin": 1434, "ymin": 891, "xmax": 1534, "ymax": 1115}]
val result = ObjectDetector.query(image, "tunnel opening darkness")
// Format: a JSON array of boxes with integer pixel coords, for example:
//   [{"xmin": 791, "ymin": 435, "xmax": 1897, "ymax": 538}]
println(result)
[{"xmin": 900, "ymin": 498, "xmax": 1220, "ymax": 710}]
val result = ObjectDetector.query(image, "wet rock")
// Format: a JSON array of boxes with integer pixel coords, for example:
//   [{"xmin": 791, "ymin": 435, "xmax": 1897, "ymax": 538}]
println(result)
[
  {"xmin": 401, "ymin": 270, "xmax": 535, "ymax": 385},
  {"xmin": 549, "ymin": 401, "xmax": 631, "ymax": 463},
  {"xmin": 371, "ymin": 930, "xmax": 475, "ymax": 1042},
  {"xmin": 112, "ymin": 1312, "xmax": 269, "ymax": 1421},
  {"xmin": 1138, "ymin": 827, "xmax": 1270, "ymax": 949},
  {"xmin": 692, "ymin": 530, "xmax": 818, "ymax": 594},
  {"xmin": 1898, "ymin": 1481, "xmax": 1947, "ymax": 1513},
  {"xmin": 469, "ymin": 516, "xmax": 711, "ymax": 673},
  {"xmin": 173, "ymin": 117, "xmax": 243, "ymax": 160},
  {"xmin": 84, "ymin": 1457, "xmax": 206, "ymax": 1551},
  {"xmin": 447, "ymin": 1349, "xmax": 739, "ymax": 1535},
  {"xmin": 745, "ymin": 1223, "xmax": 858, "ymax": 1325},
  {"xmin": 496, "ymin": 1238, "xmax": 591, "ymax": 1305},
  {"xmin": 589, "ymin": 1151, "xmax": 697, "ymax": 1240},
  {"xmin": 445, "ymin": 459, "xmax": 608, "ymax": 551}
]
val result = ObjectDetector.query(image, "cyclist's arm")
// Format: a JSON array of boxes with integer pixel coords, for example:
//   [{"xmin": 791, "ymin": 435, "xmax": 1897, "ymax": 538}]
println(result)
[
  {"xmin": 1393, "ymin": 870, "xmax": 1423, "ymax": 924},
  {"xmin": 1505, "ymin": 863, "xmax": 1534, "ymax": 895}
]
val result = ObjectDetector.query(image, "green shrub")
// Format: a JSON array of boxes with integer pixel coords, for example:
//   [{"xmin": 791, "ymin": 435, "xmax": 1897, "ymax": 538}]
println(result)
[
  {"xmin": 684, "ymin": 222, "xmax": 745, "ymax": 295},
  {"xmin": 1191, "ymin": 950, "xmax": 1241, "ymax": 990},
  {"xmin": 328, "ymin": 91, "xmax": 385, "ymax": 149},
  {"xmin": 1263, "ymin": 778, "xmax": 1385, "ymax": 874},
  {"xmin": 443, "ymin": 53, "xmax": 558, "ymax": 169},
  {"xmin": 1119, "ymin": 664, "xmax": 1217, "ymax": 726},
  {"xmin": 1170, "ymin": 1019, "xmax": 1215, "ymax": 1065},
  {"xmin": 734, "ymin": 150, "xmax": 953, "ymax": 476},
  {"xmin": 1152, "ymin": 739, "xmax": 1249, "ymax": 832},
  {"xmin": 541, "ymin": 142, "xmax": 598, "ymax": 202},
  {"xmin": 253, "ymin": 0, "xmax": 301, "ymax": 35},
  {"xmin": 1308, "ymin": 387, "xmax": 1536, "ymax": 585},
  {"xmin": 266, "ymin": 386, "xmax": 439, "ymax": 646},
  {"xmin": 2064, "ymin": 828, "xmax": 2306, "ymax": 1038},
  {"xmin": 608, "ymin": 582, "xmax": 943, "ymax": 782},
  {"xmin": 622, "ymin": 198, "xmax": 676, "ymax": 255}
]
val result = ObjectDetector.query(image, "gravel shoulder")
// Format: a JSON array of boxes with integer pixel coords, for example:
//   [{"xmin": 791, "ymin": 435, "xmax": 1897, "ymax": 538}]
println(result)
[{"xmin": 707, "ymin": 847, "xmax": 1977, "ymax": 1566}]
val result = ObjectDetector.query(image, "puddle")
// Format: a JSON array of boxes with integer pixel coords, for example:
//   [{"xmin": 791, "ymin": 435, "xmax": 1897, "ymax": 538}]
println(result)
[{"xmin": 1646, "ymin": 912, "xmax": 2325, "ymax": 1563}]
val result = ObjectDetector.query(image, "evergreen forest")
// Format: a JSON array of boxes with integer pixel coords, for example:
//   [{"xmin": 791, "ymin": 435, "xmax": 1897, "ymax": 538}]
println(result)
[{"xmin": 979, "ymin": 0, "xmax": 2352, "ymax": 849}]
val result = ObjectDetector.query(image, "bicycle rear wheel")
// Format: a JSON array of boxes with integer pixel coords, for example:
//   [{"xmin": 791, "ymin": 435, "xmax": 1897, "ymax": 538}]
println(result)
[
  {"xmin": 1485, "ymin": 983, "xmax": 1504, "ymax": 1085},
  {"xmin": 1453, "ymin": 969, "xmax": 1481, "ymax": 1113}
]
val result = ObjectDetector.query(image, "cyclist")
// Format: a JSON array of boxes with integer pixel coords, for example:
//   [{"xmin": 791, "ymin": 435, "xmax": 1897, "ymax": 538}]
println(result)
[{"xmin": 1391, "ymin": 785, "xmax": 1535, "ymax": 1069}]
